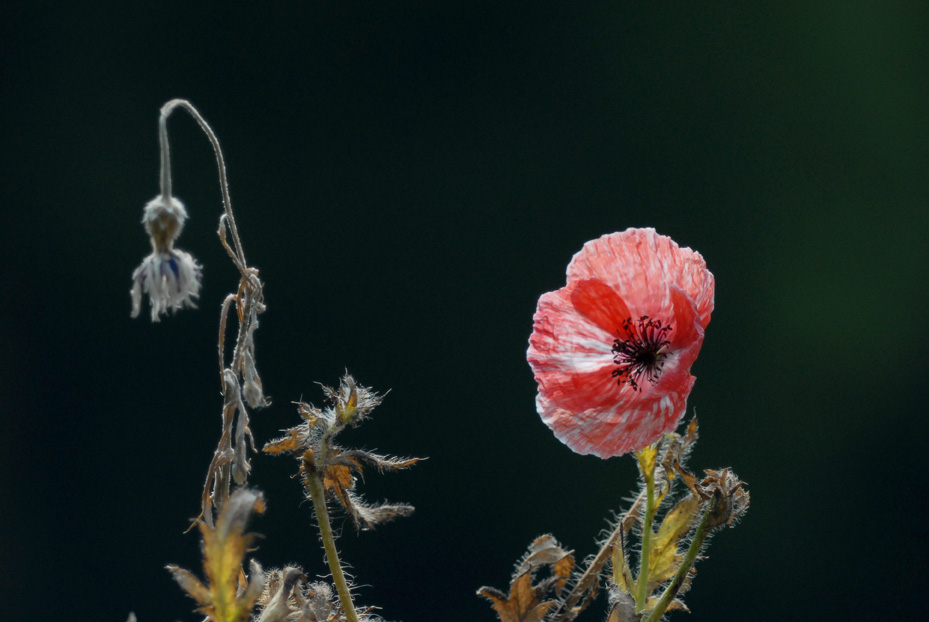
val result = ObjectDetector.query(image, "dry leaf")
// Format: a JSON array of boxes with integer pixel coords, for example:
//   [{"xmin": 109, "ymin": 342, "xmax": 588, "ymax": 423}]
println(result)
[
  {"xmin": 516, "ymin": 535, "xmax": 574, "ymax": 595},
  {"xmin": 478, "ymin": 571, "xmax": 556, "ymax": 622},
  {"xmin": 479, "ymin": 536, "xmax": 576, "ymax": 622},
  {"xmin": 262, "ymin": 429, "xmax": 301, "ymax": 455}
]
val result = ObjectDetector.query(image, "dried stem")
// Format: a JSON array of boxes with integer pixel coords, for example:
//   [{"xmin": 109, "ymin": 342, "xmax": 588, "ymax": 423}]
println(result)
[
  {"xmin": 155, "ymin": 100, "xmax": 265, "ymax": 527},
  {"xmin": 159, "ymin": 99, "xmax": 247, "ymax": 268},
  {"xmin": 192, "ymin": 375, "xmax": 237, "ymax": 531}
]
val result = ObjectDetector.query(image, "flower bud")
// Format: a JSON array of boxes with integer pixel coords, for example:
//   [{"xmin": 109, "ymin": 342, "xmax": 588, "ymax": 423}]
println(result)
[
  {"xmin": 700, "ymin": 468, "xmax": 750, "ymax": 529},
  {"xmin": 142, "ymin": 194, "xmax": 188, "ymax": 253}
]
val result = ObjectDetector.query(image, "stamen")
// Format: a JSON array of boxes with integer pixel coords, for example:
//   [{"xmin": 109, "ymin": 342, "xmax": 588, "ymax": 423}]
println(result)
[{"xmin": 611, "ymin": 315, "xmax": 672, "ymax": 391}]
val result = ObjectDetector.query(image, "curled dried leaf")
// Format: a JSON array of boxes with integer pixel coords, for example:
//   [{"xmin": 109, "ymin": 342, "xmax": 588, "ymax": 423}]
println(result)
[
  {"xmin": 262, "ymin": 429, "xmax": 302, "ymax": 456},
  {"xmin": 348, "ymin": 491, "xmax": 416, "ymax": 531},
  {"xmin": 515, "ymin": 535, "xmax": 574, "ymax": 597},
  {"xmin": 338, "ymin": 449, "xmax": 424, "ymax": 473}
]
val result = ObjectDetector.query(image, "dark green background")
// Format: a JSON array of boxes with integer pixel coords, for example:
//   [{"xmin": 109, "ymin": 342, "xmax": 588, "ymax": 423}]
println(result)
[{"xmin": 2, "ymin": 2, "xmax": 927, "ymax": 620}]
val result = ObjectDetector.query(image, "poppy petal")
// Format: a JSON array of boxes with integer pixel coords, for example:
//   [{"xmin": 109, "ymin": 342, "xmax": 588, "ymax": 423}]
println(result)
[
  {"xmin": 567, "ymin": 228, "xmax": 714, "ymax": 329},
  {"xmin": 569, "ymin": 279, "xmax": 631, "ymax": 335}
]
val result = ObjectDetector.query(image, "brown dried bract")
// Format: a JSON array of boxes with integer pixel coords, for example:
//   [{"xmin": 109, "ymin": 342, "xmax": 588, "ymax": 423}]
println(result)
[{"xmin": 478, "ymin": 535, "xmax": 575, "ymax": 622}]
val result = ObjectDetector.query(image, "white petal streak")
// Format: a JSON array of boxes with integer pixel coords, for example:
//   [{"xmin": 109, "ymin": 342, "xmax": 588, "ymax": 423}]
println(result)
[{"xmin": 529, "ymin": 289, "xmax": 613, "ymax": 375}]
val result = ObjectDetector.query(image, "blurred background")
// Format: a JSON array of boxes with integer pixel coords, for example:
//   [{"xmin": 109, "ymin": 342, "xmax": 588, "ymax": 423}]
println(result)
[{"xmin": 2, "ymin": 2, "xmax": 928, "ymax": 620}]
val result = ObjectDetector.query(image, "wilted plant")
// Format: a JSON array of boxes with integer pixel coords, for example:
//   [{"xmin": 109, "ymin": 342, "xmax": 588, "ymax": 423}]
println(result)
[{"xmin": 129, "ymin": 101, "xmax": 747, "ymax": 622}]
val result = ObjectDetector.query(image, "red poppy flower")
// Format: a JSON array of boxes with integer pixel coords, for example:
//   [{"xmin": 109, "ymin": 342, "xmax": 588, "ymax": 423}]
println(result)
[{"xmin": 528, "ymin": 228, "xmax": 714, "ymax": 458}]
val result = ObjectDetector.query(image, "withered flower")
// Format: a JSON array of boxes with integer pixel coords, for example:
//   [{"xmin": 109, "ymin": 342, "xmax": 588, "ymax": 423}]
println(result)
[
  {"xmin": 256, "ymin": 566, "xmax": 383, "ymax": 622},
  {"xmin": 130, "ymin": 195, "xmax": 203, "ymax": 321}
]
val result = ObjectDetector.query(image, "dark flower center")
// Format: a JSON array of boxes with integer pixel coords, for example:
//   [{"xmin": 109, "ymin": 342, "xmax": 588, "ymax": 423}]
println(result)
[{"xmin": 611, "ymin": 316, "xmax": 672, "ymax": 391}]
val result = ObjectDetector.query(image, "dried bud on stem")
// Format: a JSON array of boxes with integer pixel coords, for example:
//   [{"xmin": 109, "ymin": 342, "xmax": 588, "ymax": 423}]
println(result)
[
  {"xmin": 264, "ymin": 374, "xmax": 423, "ymax": 622},
  {"xmin": 699, "ymin": 468, "xmax": 750, "ymax": 530}
]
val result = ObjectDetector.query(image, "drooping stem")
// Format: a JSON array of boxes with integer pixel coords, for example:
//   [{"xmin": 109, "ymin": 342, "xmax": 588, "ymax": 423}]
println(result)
[
  {"xmin": 635, "ymin": 450, "xmax": 658, "ymax": 613},
  {"xmin": 158, "ymin": 98, "xmax": 248, "ymax": 269},
  {"xmin": 158, "ymin": 107, "xmax": 173, "ymax": 200},
  {"xmin": 642, "ymin": 500, "xmax": 715, "ymax": 622},
  {"xmin": 152, "ymin": 100, "xmax": 266, "ymax": 533},
  {"xmin": 160, "ymin": 100, "xmax": 262, "ymax": 383},
  {"xmin": 306, "ymin": 472, "xmax": 359, "ymax": 622}
]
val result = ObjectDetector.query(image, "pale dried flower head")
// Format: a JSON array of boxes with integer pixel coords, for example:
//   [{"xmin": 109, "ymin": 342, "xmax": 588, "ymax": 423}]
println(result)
[{"xmin": 130, "ymin": 248, "xmax": 202, "ymax": 321}]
